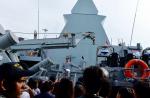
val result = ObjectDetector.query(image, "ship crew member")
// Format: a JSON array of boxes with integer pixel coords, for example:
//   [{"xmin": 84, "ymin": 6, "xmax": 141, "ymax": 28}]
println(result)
[{"xmin": 79, "ymin": 56, "xmax": 86, "ymax": 70}]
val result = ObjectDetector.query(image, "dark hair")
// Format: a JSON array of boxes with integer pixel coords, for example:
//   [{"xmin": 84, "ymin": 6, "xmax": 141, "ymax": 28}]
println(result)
[
  {"xmin": 52, "ymin": 81, "xmax": 60, "ymax": 95},
  {"xmin": 49, "ymin": 75, "xmax": 56, "ymax": 82},
  {"xmin": 74, "ymin": 84, "xmax": 85, "ymax": 98},
  {"xmin": 117, "ymin": 87, "xmax": 134, "ymax": 98},
  {"xmin": 0, "ymin": 65, "xmax": 4, "ymax": 80},
  {"xmin": 99, "ymin": 79, "xmax": 111, "ymax": 98},
  {"xmin": 3, "ymin": 78, "xmax": 17, "ymax": 92},
  {"xmin": 40, "ymin": 80, "xmax": 54, "ymax": 93},
  {"xmin": 27, "ymin": 78, "xmax": 38, "ymax": 89},
  {"xmin": 55, "ymin": 78, "xmax": 74, "ymax": 98},
  {"xmin": 133, "ymin": 80, "xmax": 150, "ymax": 98},
  {"xmin": 83, "ymin": 66, "xmax": 104, "ymax": 94}
]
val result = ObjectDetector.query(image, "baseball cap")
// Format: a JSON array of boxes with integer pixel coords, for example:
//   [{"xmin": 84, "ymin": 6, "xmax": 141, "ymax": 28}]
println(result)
[{"xmin": 0, "ymin": 62, "xmax": 34, "ymax": 80}]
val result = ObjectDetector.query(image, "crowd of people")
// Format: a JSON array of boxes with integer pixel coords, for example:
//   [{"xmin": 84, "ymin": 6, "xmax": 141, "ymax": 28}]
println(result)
[{"xmin": 0, "ymin": 62, "xmax": 150, "ymax": 98}]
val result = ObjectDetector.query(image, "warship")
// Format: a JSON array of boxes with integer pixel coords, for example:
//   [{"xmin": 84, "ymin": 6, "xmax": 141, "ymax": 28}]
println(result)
[{"xmin": 0, "ymin": 0, "xmax": 150, "ymax": 85}]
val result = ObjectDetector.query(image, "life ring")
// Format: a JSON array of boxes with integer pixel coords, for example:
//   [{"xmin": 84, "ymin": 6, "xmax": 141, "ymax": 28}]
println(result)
[{"xmin": 124, "ymin": 59, "xmax": 150, "ymax": 79}]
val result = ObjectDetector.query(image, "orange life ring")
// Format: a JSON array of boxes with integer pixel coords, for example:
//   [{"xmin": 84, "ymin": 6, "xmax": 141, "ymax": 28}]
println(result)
[{"xmin": 124, "ymin": 59, "xmax": 150, "ymax": 79}]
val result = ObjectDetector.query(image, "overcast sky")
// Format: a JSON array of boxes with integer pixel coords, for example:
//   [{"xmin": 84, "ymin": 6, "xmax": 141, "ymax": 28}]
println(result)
[{"xmin": 0, "ymin": 0, "xmax": 150, "ymax": 48}]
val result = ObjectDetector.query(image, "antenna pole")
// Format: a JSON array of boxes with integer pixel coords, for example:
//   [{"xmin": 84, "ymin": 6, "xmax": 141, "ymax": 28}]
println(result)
[
  {"xmin": 38, "ymin": 0, "xmax": 40, "ymax": 39},
  {"xmin": 130, "ymin": 0, "xmax": 140, "ymax": 46}
]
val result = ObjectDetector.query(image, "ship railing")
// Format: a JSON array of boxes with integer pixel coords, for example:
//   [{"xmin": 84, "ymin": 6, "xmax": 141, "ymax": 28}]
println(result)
[{"xmin": 13, "ymin": 32, "xmax": 61, "ymax": 39}]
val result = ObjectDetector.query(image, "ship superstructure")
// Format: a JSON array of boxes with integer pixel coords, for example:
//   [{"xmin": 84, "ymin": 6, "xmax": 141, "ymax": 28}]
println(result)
[{"xmin": 45, "ymin": 0, "xmax": 110, "ymax": 69}]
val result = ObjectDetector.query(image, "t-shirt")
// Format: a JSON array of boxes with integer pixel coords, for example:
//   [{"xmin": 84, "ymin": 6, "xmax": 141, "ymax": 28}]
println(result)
[
  {"xmin": 34, "ymin": 92, "xmax": 55, "ymax": 98},
  {"xmin": 21, "ymin": 91, "xmax": 30, "ymax": 98}
]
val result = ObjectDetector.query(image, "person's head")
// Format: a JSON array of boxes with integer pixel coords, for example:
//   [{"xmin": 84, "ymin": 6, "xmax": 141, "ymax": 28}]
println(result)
[
  {"xmin": 52, "ymin": 81, "xmax": 60, "ymax": 95},
  {"xmin": 0, "ymin": 62, "xmax": 33, "ymax": 97},
  {"xmin": 40, "ymin": 80, "xmax": 54, "ymax": 93},
  {"xmin": 116, "ymin": 87, "xmax": 134, "ymax": 98},
  {"xmin": 99, "ymin": 78, "xmax": 111, "ymax": 98},
  {"xmin": 83, "ymin": 66, "xmax": 105, "ymax": 95},
  {"xmin": 133, "ymin": 80, "xmax": 150, "ymax": 98},
  {"xmin": 55, "ymin": 78, "xmax": 74, "ymax": 98},
  {"xmin": 27, "ymin": 78, "xmax": 38, "ymax": 89},
  {"xmin": 49, "ymin": 75, "xmax": 56, "ymax": 82},
  {"xmin": 74, "ymin": 84, "xmax": 85, "ymax": 98}
]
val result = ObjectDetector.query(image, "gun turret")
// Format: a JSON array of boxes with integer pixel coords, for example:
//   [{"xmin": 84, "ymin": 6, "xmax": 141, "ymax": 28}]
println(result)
[
  {"xmin": 29, "ymin": 58, "xmax": 54, "ymax": 73},
  {"xmin": 0, "ymin": 31, "xmax": 19, "ymax": 64},
  {"xmin": 0, "ymin": 31, "xmax": 19, "ymax": 49}
]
